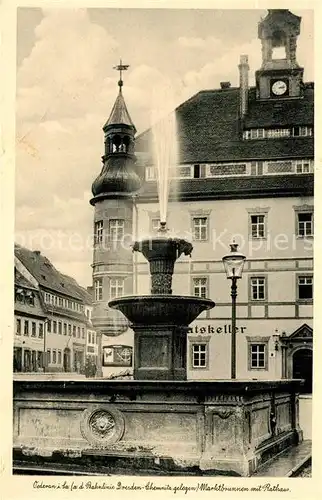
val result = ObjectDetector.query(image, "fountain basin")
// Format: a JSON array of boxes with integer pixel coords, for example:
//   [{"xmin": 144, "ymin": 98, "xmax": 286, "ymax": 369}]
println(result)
[
  {"xmin": 109, "ymin": 295, "xmax": 215, "ymax": 325},
  {"xmin": 133, "ymin": 235, "xmax": 193, "ymax": 295},
  {"xmin": 13, "ymin": 378, "xmax": 304, "ymax": 476},
  {"xmin": 109, "ymin": 295, "xmax": 215, "ymax": 380}
]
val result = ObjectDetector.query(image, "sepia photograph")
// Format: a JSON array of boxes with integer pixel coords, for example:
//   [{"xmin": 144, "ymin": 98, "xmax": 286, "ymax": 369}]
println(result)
[{"xmin": 10, "ymin": 4, "xmax": 314, "ymax": 481}]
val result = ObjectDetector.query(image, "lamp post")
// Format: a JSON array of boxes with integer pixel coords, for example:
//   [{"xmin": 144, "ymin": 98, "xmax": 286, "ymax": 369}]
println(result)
[{"xmin": 222, "ymin": 242, "xmax": 246, "ymax": 379}]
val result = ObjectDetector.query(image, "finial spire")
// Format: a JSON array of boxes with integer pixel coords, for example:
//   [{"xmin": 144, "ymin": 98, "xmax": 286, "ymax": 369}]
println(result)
[{"xmin": 113, "ymin": 59, "xmax": 130, "ymax": 92}]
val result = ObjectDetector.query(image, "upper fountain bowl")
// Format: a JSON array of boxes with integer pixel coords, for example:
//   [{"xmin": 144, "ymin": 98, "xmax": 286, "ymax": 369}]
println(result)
[{"xmin": 108, "ymin": 295, "xmax": 215, "ymax": 326}]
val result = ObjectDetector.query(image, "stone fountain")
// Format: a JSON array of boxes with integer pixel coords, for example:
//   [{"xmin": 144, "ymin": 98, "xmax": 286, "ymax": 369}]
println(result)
[
  {"xmin": 12, "ymin": 220, "xmax": 304, "ymax": 476},
  {"xmin": 109, "ymin": 221, "xmax": 214, "ymax": 380}
]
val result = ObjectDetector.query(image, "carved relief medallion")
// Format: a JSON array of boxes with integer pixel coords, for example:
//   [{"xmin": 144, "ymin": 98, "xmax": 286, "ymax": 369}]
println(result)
[{"xmin": 80, "ymin": 405, "xmax": 125, "ymax": 446}]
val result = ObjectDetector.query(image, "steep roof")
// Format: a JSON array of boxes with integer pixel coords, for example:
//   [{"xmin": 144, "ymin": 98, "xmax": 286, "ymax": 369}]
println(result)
[
  {"xmin": 135, "ymin": 83, "xmax": 314, "ymax": 164},
  {"xmin": 14, "ymin": 245, "xmax": 83, "ymax": 301},
  {"xmin": 14, "ymin": 269, "xmax": 37, "ymax": 290},
  {"xmin": 103, "ymin": 90, "xmax": 136, "ymax": 130},
  {"xmin": 61, "ymin": 274, "xmax": 93, "ymax": 305}
]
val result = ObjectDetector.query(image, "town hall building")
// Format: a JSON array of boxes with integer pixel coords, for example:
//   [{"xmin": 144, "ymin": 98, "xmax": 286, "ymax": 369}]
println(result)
[{"xmin": 90, "ymin": 10, "xmax": 313, "ymax": 390}]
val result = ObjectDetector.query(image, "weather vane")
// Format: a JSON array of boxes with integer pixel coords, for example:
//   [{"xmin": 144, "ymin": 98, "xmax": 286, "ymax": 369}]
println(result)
[{"xmin": 113, "ymin": 59, "xmax": 130, "ymax": 91}]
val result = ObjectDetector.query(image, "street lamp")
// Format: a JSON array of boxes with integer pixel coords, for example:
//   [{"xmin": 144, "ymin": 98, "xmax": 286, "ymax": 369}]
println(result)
[{"xmin": 222, "ymin": 242, "xmax": 246, "ymax": 379}]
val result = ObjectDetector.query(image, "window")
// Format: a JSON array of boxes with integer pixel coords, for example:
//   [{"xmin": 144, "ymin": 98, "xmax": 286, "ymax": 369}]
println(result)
[
  {"xmin": 146, "ymin": 166, "xmax": 156, "ymax": 181},
  {"xmin": 266, "ymin": 128, "xmax": 290, "ymax": 138},
  {"xmin": 193, "ymin": 217, "xmax": 208, "ymax": 241},
  {"xmin": 295, "ymin": 160, "xmax": 312, "ymax": 174},
  {"xmin": 192, "ymin": 344, "xmax": 208, "ymax": 368},
  {"xmin": 250, "ymin": 214, "xmax": 266, "ymax": 239},
  {"xmin": 298, "ymin": 276, "xmax": 313, "ymax": 301},
  {"xmin": 250, "ymin": 277, "xmax": 266, "ymax": 301},
  {"xmin": 250, "ymin": 128, "xmax": 264, "ymax": 139},
  {"xmin": 59, "ymin": 297, "xmax": 63, "ymax": 307},
  {"xmin": 77, "ymin": 326, "xmax": 80, "ymax": 338},
  {"xmin": 15, "ymin": 289, "xmax": 24, "ymax": 303},
  {"xmin": 16, "ymin": 318, "xmax": 21, "ymax": 335},
  {"xmin": 110, "ymin": 278, "xmax": 124, "ymax": 299},
  {"xmin": 53, "ymin": 321, "xmax": 57, "ymax": 334},
  {"xmin": 47, "ymin": 320, "xmax": 51, "ymax": 333},
  {"xmin": 109, "ymin": 219, "xmax": 124, "ymax": 242},
  {"xmin": 193, "ymin": 164, "xmax": 200, "ymax": 178},
  {"xmin": 193, "ymin": 278, "xmax": 208, "ymax": 298},
  {"xmin": 250, "ymin": 344, "xmax": 266, "ymax": 369},
  {"xmin": 24, "ymin": 320, "xmax": 29, "ymax": 336},
  {"xmin": 31, "ymin": 322, "xmax": 36, "ymax": 337},
  {"xmin": 58, "ymin": 350, "xmax": 62, "ymax": 365},
  {"xmin": 151, "ymin": 218, "xmax": 161, "ymax": 232},
  {"xmin": 299, "ymin": 126, "xmax": 313, "ymax": 137},
  {"xmin": 26, "ymin": 291, "xmax": 35, "ymax": 306},
  {"xmin": 58, "ymin": 321, "xmax": 62, "ymax": 335},
  {"xmin": 63, "ymin": 323, "xmax": 67, "ymax": 335},
  {"xmin": 73, "ymin": 325, "xmax": 76, "ymax": 337},
  {"xmin": 52, "ymin": 350, "xmax": 57, "ymax": 364},
  {"xmin": 94, "ymin": 220, "xmax": 103, "ymax": 244},
  {"xmin": 297, "ymin": 212, "xmax": 313, "ymax": 237},
  {"xmin": 88, "ymin": 332, "xmax": 91, "ymax": 344},
  {"xmin": 82, "ymin": 328, "xmax": 85, "ymax": 339},
  {"xmin": 250, "ymin": 161, "xmax": 263, "ymax": 176},
  {"xmin": 39, "ymin": 323, "xmax": 43, "ymax": 338},
  {"xmin": 94, "ymin": 278, "xmax": 103, "ymax": 301},
  {"xmin": 37, "ymin": 351, "xmax": 43, "ymax": 369},
  {"xmin": 68, "ymin": 324, "xmax": 72, "ymax": 336},
  {"xmin": 47, "ymin": 349, "xmax": 51, "ymax": 364}
]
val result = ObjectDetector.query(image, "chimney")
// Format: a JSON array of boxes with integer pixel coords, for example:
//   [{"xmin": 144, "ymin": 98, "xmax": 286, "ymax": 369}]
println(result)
[
  {"xmin": 33, "ymin": 250, "xmax": 41, "ymax": 256},
  {"xmin": 220, "ymin": 81, "xmax": 231, "ymax": 89},
  {"xmin": 238, "ymin": 54, "xmax": 249, "ymax": 117}
]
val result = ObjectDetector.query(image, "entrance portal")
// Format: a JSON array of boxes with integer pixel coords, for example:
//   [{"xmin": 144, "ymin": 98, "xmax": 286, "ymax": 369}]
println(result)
[
  {"xmin": 292, "ymin": 348, "xmax": 312, "ymax": 394},
  {"xmin": 63, "ymin": 348, "xmax": 71, "ymax": 372}
]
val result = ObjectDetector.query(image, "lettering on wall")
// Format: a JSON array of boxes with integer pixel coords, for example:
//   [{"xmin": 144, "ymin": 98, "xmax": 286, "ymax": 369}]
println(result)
[{"xmin": 188, "ymin": 325, "xmax": 247, "ymax": 334}]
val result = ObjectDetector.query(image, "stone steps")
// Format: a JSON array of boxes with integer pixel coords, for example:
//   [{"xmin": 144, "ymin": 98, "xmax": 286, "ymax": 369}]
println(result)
[{"xmin": 252, "ymin": 440, "xmax": 312, "ymax": 477}]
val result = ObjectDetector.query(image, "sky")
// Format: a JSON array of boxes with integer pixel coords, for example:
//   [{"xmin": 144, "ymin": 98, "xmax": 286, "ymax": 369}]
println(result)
[{"xmin": 15, "ymin": 7, "xmax": 314, "ymax": 287}]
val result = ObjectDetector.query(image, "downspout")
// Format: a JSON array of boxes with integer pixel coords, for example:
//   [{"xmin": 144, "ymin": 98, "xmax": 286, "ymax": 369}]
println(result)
[{"xmin": 132, "ymin": 195, "xmax": 139, "ymax": 295}]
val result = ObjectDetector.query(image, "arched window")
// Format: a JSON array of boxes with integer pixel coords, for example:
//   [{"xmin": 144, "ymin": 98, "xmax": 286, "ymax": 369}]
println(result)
[{"xmin": 112, "ymin": 135, "xmax": 121, "ymax": 153}]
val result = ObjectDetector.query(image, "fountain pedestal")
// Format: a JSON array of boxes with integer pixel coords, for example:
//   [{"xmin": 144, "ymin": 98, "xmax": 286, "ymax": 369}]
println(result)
[
  {"xmin": 109, "ymin": 232, "xmax": 214, "ymax": 380},
  {"xmin": 134, "ymin": 324, "xmax": 187, "ymax": 380}
]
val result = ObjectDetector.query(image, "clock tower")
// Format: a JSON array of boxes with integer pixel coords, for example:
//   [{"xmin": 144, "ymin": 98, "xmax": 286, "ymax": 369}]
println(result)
[{"xmin": 255, "ymin": 9, "xmax": 304, "ymax": 100}]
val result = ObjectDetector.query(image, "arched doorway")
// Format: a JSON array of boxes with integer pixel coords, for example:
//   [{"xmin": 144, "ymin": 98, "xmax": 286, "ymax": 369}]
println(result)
[
  {"xmin": 63, "ymin": 348, "xmax": 71, "ymax": 372},
  {"xmin": 292, "ymin": 348, "xmax": 312, "ymax": 394}
]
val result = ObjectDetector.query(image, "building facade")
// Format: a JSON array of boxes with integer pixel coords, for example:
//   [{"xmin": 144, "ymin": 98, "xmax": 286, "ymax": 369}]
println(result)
[
  {"xmin": 14, "ymin": 269, "xmax": 46, "ymax": 372},
  {"xmin": 14, "ymin": 245, "xmax": 96, "ymax": 374},
  {"xmin": 90, "ymin": 10, "xmax": 313, "ymax": 390}
]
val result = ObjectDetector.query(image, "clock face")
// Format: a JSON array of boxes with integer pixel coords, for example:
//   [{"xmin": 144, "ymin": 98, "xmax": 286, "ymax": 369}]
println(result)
[{"xmin": 271, "ymin": 80, "xmax": 288, "ymax": 96}]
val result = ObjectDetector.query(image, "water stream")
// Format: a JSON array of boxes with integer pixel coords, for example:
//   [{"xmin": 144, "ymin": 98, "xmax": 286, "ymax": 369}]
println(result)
[{"xmin": 150, "ymin": 83, "xmax": 179, "ymax": 224}]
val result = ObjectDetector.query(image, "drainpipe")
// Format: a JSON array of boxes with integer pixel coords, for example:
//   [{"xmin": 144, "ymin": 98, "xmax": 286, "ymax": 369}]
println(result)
[
  {"xmin": 132, "ymin": 195, "xmax": 139, "ymax": 295},
  {"xmin": 238, "ymin": 55, "xmax": 249, "ymax": 119}
]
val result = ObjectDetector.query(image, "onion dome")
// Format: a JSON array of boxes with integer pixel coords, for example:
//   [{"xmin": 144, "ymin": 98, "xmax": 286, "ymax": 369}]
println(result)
[
  {"xmin": 91, "ymin": 156, "xmax": 141, "ymax": 199},
  {"xmin": 90, "ymin": 65, "xmax": 142, "ymax": 204}
]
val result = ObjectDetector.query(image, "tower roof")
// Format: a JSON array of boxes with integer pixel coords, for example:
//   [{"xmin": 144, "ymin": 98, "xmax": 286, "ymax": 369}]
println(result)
[{"xmin": 104, "ymin": 89, "xmax": 136, "ymax": 131}]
